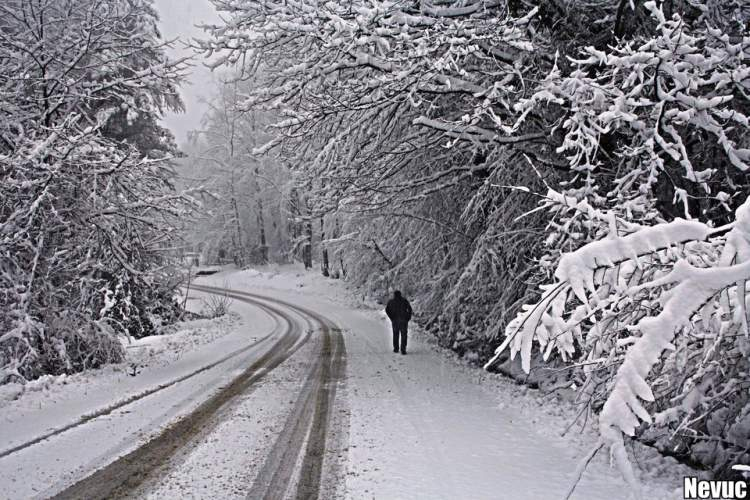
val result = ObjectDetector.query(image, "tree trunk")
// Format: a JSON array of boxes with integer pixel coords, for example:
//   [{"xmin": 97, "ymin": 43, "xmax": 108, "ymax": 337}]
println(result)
[
  {"xmin": 291, "ymin": 187, "xmax": 312, "ymax": 269},
  {"xmin": 303, "ymin": 217, "xmax": 313, "ymax": 270},
  {"xmin": 257, "ymin": 198, "xmax": 268, "ymax": 264},
  {"xmin": 289, "ymin": 187, "xmax": 301, "ymax": 261},
  {"xmin": 320, "ymin": 218, "xmax": 329, "ymax": 277},
  {"xmin": 231, "ymin": 196, "xmax": 244, "ymax": 267}
]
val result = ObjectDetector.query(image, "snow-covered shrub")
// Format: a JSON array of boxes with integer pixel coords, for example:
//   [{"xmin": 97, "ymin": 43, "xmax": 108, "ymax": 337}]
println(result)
[
  {"xmin": 201, "ymin": 292, "xmax": 233, "ymax": 319},
  {"xmin": 487, "ymin": 2, "xmax": 750, "ymax": 489},
  {"xmin": 36, "ymin": 313, "xmax": 124, "ymax": 376}
]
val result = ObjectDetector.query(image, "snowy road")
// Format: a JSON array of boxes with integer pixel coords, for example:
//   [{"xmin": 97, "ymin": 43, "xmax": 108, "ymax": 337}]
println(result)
[
  {"xmin": 51, "ymin": 288, "xmax": 344, "ymax": 499},
  {"xmin": 0, "ymin": 267, "xmax": 688, "ymax": 499},
  {"xmin": 0, "ymin": 286, "xmax": 348, "ymax": 499}
]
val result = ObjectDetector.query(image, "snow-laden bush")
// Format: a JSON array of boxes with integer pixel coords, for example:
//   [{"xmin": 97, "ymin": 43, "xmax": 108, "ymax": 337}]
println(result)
[
  {"xmin": 488, "ymin": 188, "xmax": 750, "ymax": 490},
  {"xmin": 487, "ymin": 2, "xmax": 750, "ymax": 490},
  {"xmin": 201, "ymin": 291, "xmax": 233, "ymax": 319},
  {"xmin": 0, "ymin": 119, "xmax": 193, "ymax": 382}
]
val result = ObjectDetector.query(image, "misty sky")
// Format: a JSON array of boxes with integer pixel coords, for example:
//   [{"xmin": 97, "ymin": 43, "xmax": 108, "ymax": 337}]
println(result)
[{"xmin": 153, "ymin": 0, "xmax": 220, "ymax": 146}]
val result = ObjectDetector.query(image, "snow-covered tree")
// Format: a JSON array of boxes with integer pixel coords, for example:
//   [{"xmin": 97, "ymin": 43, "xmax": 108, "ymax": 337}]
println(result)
[
  {"xmin": 0, "ymin": 0, "xmax": 195, "ymax": 382},
  {"xmin": 199, "ymin": 0, "xmax": 553, "ymax": 324},
  {"xmin": 179, "ymin": 73, "xmax": 294, "ymax": 266}
]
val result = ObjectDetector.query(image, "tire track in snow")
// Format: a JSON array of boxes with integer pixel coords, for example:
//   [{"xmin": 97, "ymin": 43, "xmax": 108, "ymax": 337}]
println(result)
[
  {"xmin": 191, "ymin": 285, "xmax": 348, "ymax": 500},
  {"xmin": 51, "ymin": 290, "xmax": 311, "ymax": 500},
  {"xmin": 245, "ymin": 322, "xmax": 346, "ymax": 500},
  {"xmin": 295, "ymin": 323, "xmax": 346, "ymax": 500}
]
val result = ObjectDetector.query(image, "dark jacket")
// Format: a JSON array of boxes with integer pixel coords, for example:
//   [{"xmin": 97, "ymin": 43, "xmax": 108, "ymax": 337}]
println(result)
[{"xmin": 386, "ymin": 293, "xmax": 412, "ymax": 323}]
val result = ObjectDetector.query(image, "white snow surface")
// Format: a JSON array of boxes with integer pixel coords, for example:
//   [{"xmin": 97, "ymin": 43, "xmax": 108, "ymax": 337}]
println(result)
[
  {"xmin": 198, "ymin": 265, "xmax": 692, "ymax": 500},
  {"xmin": 0, "ymin": 264, "xmax": 693, "ymax": 499}
]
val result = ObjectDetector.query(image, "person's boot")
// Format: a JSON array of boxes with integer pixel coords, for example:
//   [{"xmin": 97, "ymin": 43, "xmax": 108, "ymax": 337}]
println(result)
[
  {"xmin": 401, "ymin": 349, "xmax": 407, "ymax": 355},
  {"xmin": 393, "ymin": 348, "xmax": 399, "ymax": 353}
]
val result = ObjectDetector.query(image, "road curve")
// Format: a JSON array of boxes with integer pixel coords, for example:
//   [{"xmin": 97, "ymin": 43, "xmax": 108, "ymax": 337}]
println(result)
[
  {"xmin": 192, "ymin": 284, "xmax": 348, "ymax": 500},
  {"xmin": 51, "ymin": 287, "xmax": 343, "ymax": 499}
]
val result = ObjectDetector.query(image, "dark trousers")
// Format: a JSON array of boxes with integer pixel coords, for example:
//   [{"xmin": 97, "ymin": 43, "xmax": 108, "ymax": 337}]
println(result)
[{"xmin": 391, "ymin": 320, "xmax": 408, "ymax": 352}]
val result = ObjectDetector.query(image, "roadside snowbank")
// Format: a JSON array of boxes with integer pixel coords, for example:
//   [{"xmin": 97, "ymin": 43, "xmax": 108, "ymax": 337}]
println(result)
[
  {"xmin": 0, "ymin": 294, "xmax": 274, "ymax": 459},
  {"xmin": 0, "ymin": 313, "xmax": 239, "ymax": 406}
]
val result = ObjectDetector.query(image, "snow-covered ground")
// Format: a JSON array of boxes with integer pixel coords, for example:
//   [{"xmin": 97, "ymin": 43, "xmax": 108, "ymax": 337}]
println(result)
[
  {"xmin": 197, "ymin": 265, "xmax": 693, "ymax": 499},
  {"xmin": 0, "ymin": 264, "xmax": 695, "ymax": 499}
]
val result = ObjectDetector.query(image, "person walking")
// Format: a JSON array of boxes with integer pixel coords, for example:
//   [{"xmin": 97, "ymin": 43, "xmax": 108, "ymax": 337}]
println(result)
[{"xmin": 385, "ymin": 290, "xmax": 412, "ymax": 355}]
